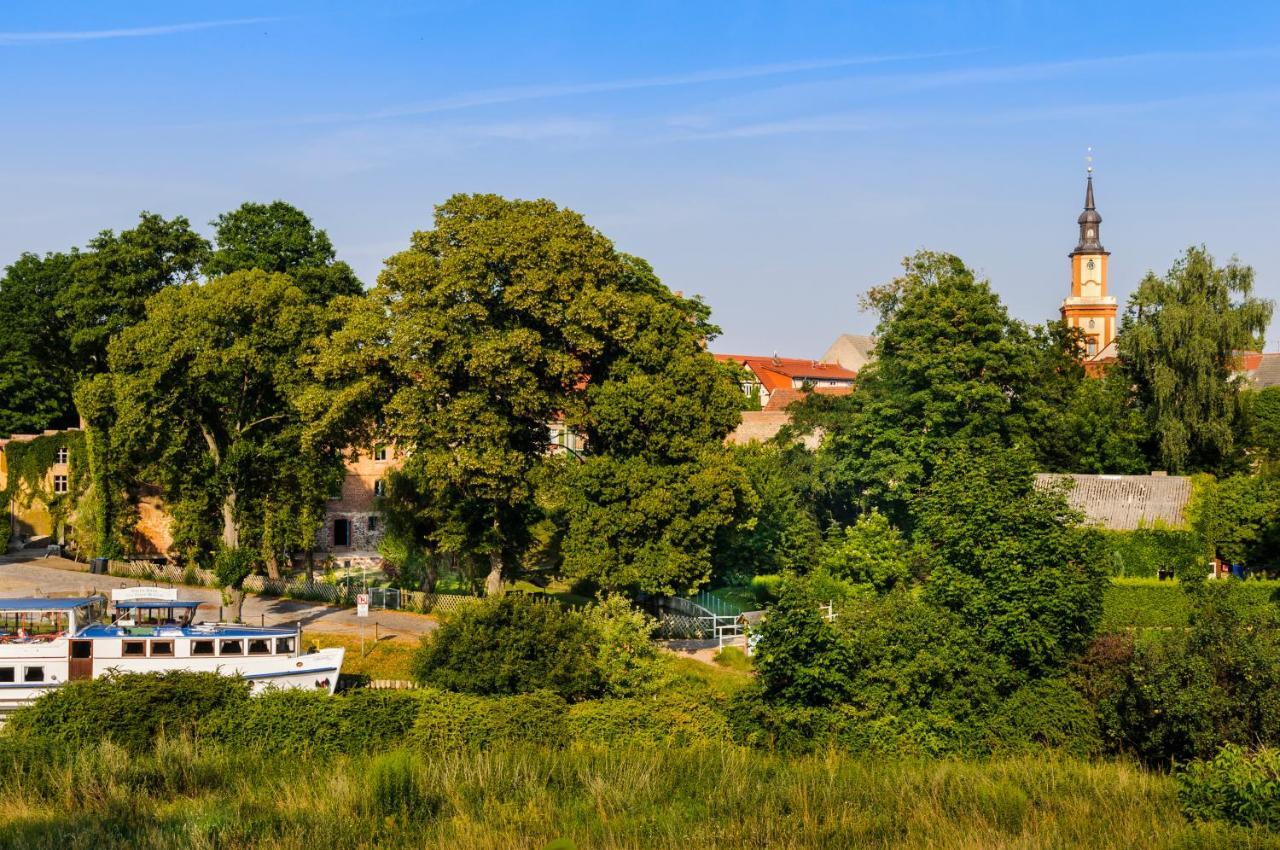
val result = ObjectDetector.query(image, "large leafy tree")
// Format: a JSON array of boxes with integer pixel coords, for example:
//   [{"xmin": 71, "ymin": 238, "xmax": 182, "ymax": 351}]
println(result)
[
  {"xmin": 805, "ymin": 251, "xmax": 1044, "ymax": 526},
  {"xmin": 1119, "ymin": 246, "xmax": 1272, "ymax": 473},
  {"xmin": 57, "ymin": 213, "xmax": 210, "ymax": 375},
  {"xmin": 0, "ymin": 251, "xmax": 79, "ymax": 433},
  {"xmin": 559, "ymin": 256, "xmax": 752, "ymax": 594},
  {"xmin": 310, "ymin": 194, "xmax": 621, "ymax": 595},
  {"xmin": 206, "ymin": 201, "xmax": 362, "ymax": 303},
  {"xmin": 917, "ymin": 444, "xmax": 1105, "ymax": 677},
  {"xmin": 108, "ymin": 271, "xmax": 340, "ymax": 574}
]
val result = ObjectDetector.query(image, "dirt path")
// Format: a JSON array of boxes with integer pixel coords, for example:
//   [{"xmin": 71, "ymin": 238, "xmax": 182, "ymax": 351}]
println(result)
[{"xmin": 0, "ymin": 552, "xmax": 438, "ymax": 642}]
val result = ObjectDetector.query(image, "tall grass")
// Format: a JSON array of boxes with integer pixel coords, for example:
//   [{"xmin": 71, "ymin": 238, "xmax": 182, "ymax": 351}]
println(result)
[{"xmin": 1, "ymin": 737, "xmax": 1275, "ymax": 849}]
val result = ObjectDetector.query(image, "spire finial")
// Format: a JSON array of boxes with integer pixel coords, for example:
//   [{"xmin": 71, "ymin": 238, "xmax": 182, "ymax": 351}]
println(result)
[{"xmin": 1086, "ymin": 146, "xmax": 1093, "ymax": 175}]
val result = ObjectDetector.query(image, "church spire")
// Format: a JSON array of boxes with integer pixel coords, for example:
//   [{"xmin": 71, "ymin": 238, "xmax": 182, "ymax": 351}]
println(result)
[{"xmin": 1072, "ymin": 161, "xmax": 1105, "ymax": 256}]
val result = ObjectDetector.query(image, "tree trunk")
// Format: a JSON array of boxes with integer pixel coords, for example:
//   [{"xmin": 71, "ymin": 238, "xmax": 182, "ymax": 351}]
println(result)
[
  {"xmin": 306, "ymin": 549, "xmax": 315, "ymax": 585},
  {"xmin": 424, "ymin": 555, "xmax": 440, "ymax": 595},
  {"xmin": 485, "ymin": 551, "xmax": 503, "ymax": 596},
  {"xmin": 265, "ymin": 550, "xmax": 282, "ymax": 582},
  {"xmin": 226, "ymin": 587, "xmax": 246, "ymax": 624},
  {"xmin": 221, "ymin": 489, "xmax": 239, "ymax": 550}
]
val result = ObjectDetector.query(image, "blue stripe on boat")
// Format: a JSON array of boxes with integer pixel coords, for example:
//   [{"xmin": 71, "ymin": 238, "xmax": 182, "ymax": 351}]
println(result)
[{"xmin": 241, "ymin": 666, "xmax": 338, "ymax": 680}]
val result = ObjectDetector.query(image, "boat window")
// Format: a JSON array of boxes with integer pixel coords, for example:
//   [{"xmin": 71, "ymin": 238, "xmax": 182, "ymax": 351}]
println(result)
[
  {"xmin": 220, "ymin": 639, "xmax": 244, "ymax": 655},
  {"xmin": 123, "ymin": 641, "xmax": 147, "ymax": 657},
  {"xmin": 24, "ymin": 666, "xmax": 44, "ymax": 682},
  {"xmin": 191, "ymin": 640, "xmax": 215, "ymax": 656},
  {"xmin": 275, "ymin": 637, "xmax": 295, "ymax": 654},
  {"xmin": 247, "ymin": 639, "xmax": 271, "ymax": 655},
  {"xmin": 0, "ymin": 667, "xmax": 13, "ymax": 683},
  {"xmin": 150, "ymin": 641, "xmax": 174, "ymax": 657}
]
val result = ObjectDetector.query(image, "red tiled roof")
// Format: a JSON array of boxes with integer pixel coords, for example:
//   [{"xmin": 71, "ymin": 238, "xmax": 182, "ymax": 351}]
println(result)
[
  {"xmin": 763, "ymin": 386, "xmax": 853, "ymax": 411},
  {"xmin": 715, "ymin": 353, "xmax": 859, "ymax": 391}
]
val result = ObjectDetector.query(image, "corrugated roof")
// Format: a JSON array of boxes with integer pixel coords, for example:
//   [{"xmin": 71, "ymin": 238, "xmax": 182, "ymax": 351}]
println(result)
[
  {"xmin": 1249, "ymin": 353, "xmax": 1280, "ymax": 389},
  {"xmin": 1034, "ymin": 473, "xmax": 1191, "ymax": 531}
]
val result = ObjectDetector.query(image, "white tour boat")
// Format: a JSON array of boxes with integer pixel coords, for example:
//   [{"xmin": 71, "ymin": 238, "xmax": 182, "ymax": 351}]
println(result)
[{"xmin": 0, "ymin": 587, "xmax": 344, "ymax": 718}]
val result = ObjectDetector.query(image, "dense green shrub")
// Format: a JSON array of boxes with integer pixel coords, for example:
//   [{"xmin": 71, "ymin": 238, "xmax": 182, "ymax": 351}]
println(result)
[
  {"xmin": 818, "ymin": 509, "xmax": 913, "ymax": 591},
  {"xmin": 199, "ymin": 689, "xmax": 342, "ymax": 754},
  {"xmin": 581, "ymin": 594, "xmax": 668, "ymax": 698},
  {"xmin": 7, "ymin": 671, "xmax": 250, "ymax": 753},
  {"xmin": 1099, "ymin": 528, "xmax": 1205, "ymax": 578},
  {"xmin": 411, "ymin": 595, "xmax": 603, "ymax": 700},
  {"xmin": 566, "ymin": 694, "xmax": 730, "ymax": 747},
  {"xmin": 412, "ymin": 688, "xmax": 568, "ymax": 751},
  {"xmin": 984, "ymin": 678, "xmax": 1102, "ymax": 758},
  {"xmin": 1178, "ymin": 745, "xmax": 1280, "ymax": 828}
]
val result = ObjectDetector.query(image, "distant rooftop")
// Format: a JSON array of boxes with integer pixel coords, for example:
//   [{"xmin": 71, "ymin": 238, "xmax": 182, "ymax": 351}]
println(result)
[{"xmin": 1035, "ymin": 473, "xmax": 1191, "ymax": 531}]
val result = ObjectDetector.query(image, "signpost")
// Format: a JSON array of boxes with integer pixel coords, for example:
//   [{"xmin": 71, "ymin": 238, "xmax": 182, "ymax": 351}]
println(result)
[{"xmin": 357, "ymin": 593, "xmax": 370, "ymax": 659}]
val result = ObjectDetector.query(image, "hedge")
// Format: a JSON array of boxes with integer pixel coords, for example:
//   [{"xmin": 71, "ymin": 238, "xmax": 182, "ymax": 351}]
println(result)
[
  {"xmin": 1102, "ymin": 578, "xmax": 1280, "ymax": 631},
  {"xmin": 1098, "ymin": 528, "xmax": 1204, "ymax": 578}
]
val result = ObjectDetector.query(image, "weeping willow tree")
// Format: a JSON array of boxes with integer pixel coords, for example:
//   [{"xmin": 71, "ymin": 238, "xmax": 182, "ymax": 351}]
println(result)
[{"xmin": 1119, "ymin": 247, "xmax": 1273, "ymax": 474}]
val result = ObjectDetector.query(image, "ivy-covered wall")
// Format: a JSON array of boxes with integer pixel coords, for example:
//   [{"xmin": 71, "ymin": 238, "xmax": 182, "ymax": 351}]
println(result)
[
  {"xmin": 0, "ymin": 430, "xmax": 87, "ymax": 551},
  {"xmin": 1098, "ymin": 527, "xmax": 1206, "ymax": 578}
]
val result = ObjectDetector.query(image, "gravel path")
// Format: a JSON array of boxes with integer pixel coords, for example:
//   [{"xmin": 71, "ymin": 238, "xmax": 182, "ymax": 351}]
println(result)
[{"xmin": 0, "ymin": 553, "xmax": 437, "ymax": 642}]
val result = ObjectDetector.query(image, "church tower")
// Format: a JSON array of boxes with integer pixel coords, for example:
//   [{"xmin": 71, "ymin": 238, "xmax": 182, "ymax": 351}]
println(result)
[{"xmin": 1060, "ymin": 163, "xmax": 1116, "ymax": 358}]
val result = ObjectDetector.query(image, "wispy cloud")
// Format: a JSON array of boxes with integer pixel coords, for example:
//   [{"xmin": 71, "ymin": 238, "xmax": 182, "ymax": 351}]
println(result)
[
  {"xmin": 287, "ymin": 50, "xmax": 979, "ymax": 126},
  {"xmin": 0, "ymin": 18, "xmax": 277, "ymax": 45}
]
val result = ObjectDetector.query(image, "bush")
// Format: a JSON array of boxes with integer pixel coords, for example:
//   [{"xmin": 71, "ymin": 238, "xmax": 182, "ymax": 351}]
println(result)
[
  {"xmin": 411, "ymin": 595, "xmax": 602, "ymax": 701},
  {"xmin": 1099, "ymin": 528, "xmax": 1205, "ymax": 578},
  {"xmin": 985, "ymin": 678, "xmax": 1102, "ymax": 758},
  {"xmin": 581, "ymin": 594, "xmax": 667, "ymax": 698},
  {"xmin": 412, "ymin": 688, "xmax": 568, "ymax": 751},
  {"xmin": 8, "ymin": 671, "xmax": 250, "ymax": 753},
  {"xmin": 1178, "ymin": 745, "xmax": 1280, "ymax": 828},
  {"xmin": 566, "ymin": 694, "xmax": 731, "ymax": 747},
  {"xmin": 200, "ymin": 689, "xmax": 341, "ymax": 754}
]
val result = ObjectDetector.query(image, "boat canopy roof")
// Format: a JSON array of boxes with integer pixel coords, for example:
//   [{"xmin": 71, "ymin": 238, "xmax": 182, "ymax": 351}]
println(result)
[
  {"xmin": 115, "ymin": 600, "xmax": 203, "ymax": 610},
  {"xmin": 0, "ymin": 596, "xmax": 104, "ymax": 612}
]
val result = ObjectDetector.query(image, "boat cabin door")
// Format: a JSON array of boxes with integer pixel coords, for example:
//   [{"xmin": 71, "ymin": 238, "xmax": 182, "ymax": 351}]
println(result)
[{"xmin": 69, "ymin": 640, "xmax": 93, "ymax": 680}]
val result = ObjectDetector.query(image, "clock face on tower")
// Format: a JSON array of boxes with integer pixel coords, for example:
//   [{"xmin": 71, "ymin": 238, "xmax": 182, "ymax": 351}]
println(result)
[{"xmin": 1087, "ymin": 259, "xmax": 1096, "ymax": 270}]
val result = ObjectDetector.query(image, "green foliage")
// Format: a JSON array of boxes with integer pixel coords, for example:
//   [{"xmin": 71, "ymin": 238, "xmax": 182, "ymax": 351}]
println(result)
[
  {"xmin": 1119, "ymin": 246, "xmax": 1272, "ymax": 474},
  {"xmin": 984, "ymin": 678, "xmax": 1102, "ymax": 758},
  {"xmin": 1189, "ymin": 471, "xmax": 1280, "ymax": 569},
  {"xmin": 565, "ymin": 693, "xmax": 731, "ymax": 746},
  {"xmin": 751, "ymin": 579, "xmax": 852, "ymax": 707},
  {"xmin": 206, "ymin": 200, "xmax": 363, "ymax": 304},
  {"xmin": 411, "ymin": 595, "xmax": 603, "ymax": 701},
  {"xmin": 1178, "ymin": 745, "xmax": 1280, "ymax": 829},
  {"xmin": 1099, "ymin": 528, "xmax": 1205, "ymax": 578},
  {"xmin": 1038, "ymin": 370, "xmax": 1151, "ymax": 474},
  {"xmin": 917, "ymin": 446, "xmax": 1106, "ymax": 676},
  {"xmin": 1248, "ymin": 386, "xmax": 1280, "ymax": 462},
  {"xmin": 213, "ymin": 546, "xmax": 257, "ymax": 590},
  {"xmin": 581, "ymin": 594, "xmax": 668, "ymax": 698},
  {"xmin": 7, "ymin": 671, "xmax": 250, "ymax": 753},
  {"xmin": 412, "ymin": 688, "xmax": 568, "ymax": 751},
  {"xmin": 1101, "ymin": 579, "xmax": 1193, "ymax": 630},
  {"xmin": 0, "ymin": 251, "xmax": 79, "ymax": 434},
  {"xmin": 810, "ymin": 251, "xmax": 1058, "ymax": 526},
  {"xmin": 819, "ymin": 509, "xmax": 912, "ymax": 591},
  {"xmin": 1078, "ymin": 581, "xmax": 1280, "ymax": 765},
  {"xmin": 713, "ymin": 443, "xmax": 822, "ymax": 579}
]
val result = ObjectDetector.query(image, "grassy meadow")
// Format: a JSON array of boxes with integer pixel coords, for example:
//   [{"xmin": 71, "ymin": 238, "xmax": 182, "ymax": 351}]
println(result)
[{"xmin": 3, "ymin": 738, "xmax": 1277, "ymax": 850}]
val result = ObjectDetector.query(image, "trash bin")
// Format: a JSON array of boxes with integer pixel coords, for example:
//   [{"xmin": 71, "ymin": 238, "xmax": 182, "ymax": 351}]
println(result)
[{"xmin": 90, "ymin": 557, "xmax": 109, "ymax": 575}]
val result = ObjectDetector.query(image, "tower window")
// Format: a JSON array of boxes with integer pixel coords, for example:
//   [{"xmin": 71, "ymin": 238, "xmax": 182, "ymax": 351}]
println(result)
[{"xmin": 1086, "ymin": 337, "xmax": 1098, "ymax": 357}]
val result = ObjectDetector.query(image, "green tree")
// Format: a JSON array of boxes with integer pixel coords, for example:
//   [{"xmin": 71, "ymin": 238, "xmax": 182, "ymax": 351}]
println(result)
[
  {"xmin": 1246, "ymin": 386, "xmax": 1280, "ymax": 464},
  {"xmin": 715, "ymin": 443, "xmax": 822, "ymax": 579},
  {"xmin": 807, "ymin": 251, "xmax": 1044, "ymax": 526},
  {"xmin": 107, "ymin": 271, "xmax": 339, "ymax": 574},
  {"xmin": 1119, "ymin": 247, "xmax": 1272, "ymax": 473},
  {"xmin": 752, "ymin": 579, "xmax": 852, "ymax": 707},
  {"xmin": 58, "ymin": 212, "xmax": 210, "ymax": 374},
  {"xmin": 0, "ymin": 251, "xmax": 79, "ymax": 433},
  {"xmin": 558, "ymin": 256, "xmax": 752, "ymax": 594},
  {"xmin": 819, "ymin": 509, "xmax": 912, "ymax": 592},
  {"xmin": 1189, "ymin": 472, "xmax": 1280, "ymax": 569},
  {"xmin": 917, "ymin": 444, "xmax": 1105, "ymax": 676},
  {"xmin": 206, "ymin": 200, "xmax": 362, "ymax": 303},
  {"xmin": 581, "ymin": 594, "xmax": 668, "ymax": 698},
  {"xmin": 1042, "ymin": 369, "xmax": 1151, "ymax": 474}
]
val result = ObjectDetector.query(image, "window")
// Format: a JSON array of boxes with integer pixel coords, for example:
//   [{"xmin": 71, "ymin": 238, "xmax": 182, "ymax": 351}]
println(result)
[
  {"xmin": 0, "ymin": 667, "xmax": 13, "ymax": 683},
  {"xmin": 368, "ymin": 515, "xmax": 379, "ymax": 532},
  {"xmin": 53, "ymin": 475, "xmax": 69, "ymax": 494},
  {"xmin": 123, "ymin": 641, "xmax": 147, "ymax": 657},
  {"xmin": 191, "ymin": 640, "xmax": 215, "ymax": 656},
  {"xmin": 56, "ymin": 447, "xmax": 69, "ymax": 464},
  {"xmin": 70, "ymin": 642, "xmax": 92, "ymax": 659},
  {"xmin": 248, "ymin": 639, "xmax": 271, "ymax": 655},
  {"xmin": 328, "ymin": 481, "xmax": 344, "ymax": 501},
  {"xmin": 333, "ymin": 518, "xmax": 351, "ymax": 547},
  {"xmin": 275, "ymin": 637, "xmax": 295, "ymax": 654},
  {"xmin": 24, "ymin": 666, "xmax": 44, "ymax": 683},
  {"xmin": 220, "ymin": 640, "xmax": 244, "ymax": 655},
  {"xmin": 1086, "ymin": 337, "xmax": 1098, "ymax": 357},
  {"xmin": 150, "ymin": 641, "xmax": 174, "ymax": 657},
  {"xmin": 373, "ymin": 446, "xmax": 387, "ymax": 461},
  {"xmin": 373, "ymin": 479, "xmax": 386, "ymax": 498}
]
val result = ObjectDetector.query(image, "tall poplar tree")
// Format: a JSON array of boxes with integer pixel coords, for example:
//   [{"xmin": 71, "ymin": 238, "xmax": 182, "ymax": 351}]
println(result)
[{"xmin": 1120, "ymin": 246, "xmax": 1272, "ymax": 473}]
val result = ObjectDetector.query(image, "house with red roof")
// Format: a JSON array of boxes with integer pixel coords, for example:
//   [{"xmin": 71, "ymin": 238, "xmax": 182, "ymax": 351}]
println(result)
[{"xmin": 715, "ymin": 353, "xmax": 857, "ymax": 410}]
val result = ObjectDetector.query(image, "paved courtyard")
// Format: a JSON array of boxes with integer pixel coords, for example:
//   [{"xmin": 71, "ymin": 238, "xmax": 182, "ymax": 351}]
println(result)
[{"xmin": 0, "ymin": 552, "xmax": 438, "ymax": 642}]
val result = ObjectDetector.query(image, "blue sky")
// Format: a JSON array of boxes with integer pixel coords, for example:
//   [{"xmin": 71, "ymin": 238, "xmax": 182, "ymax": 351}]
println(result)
[{"xmin": 2, "ymin": 2, "xmax": 1280, "ymax": 355}]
